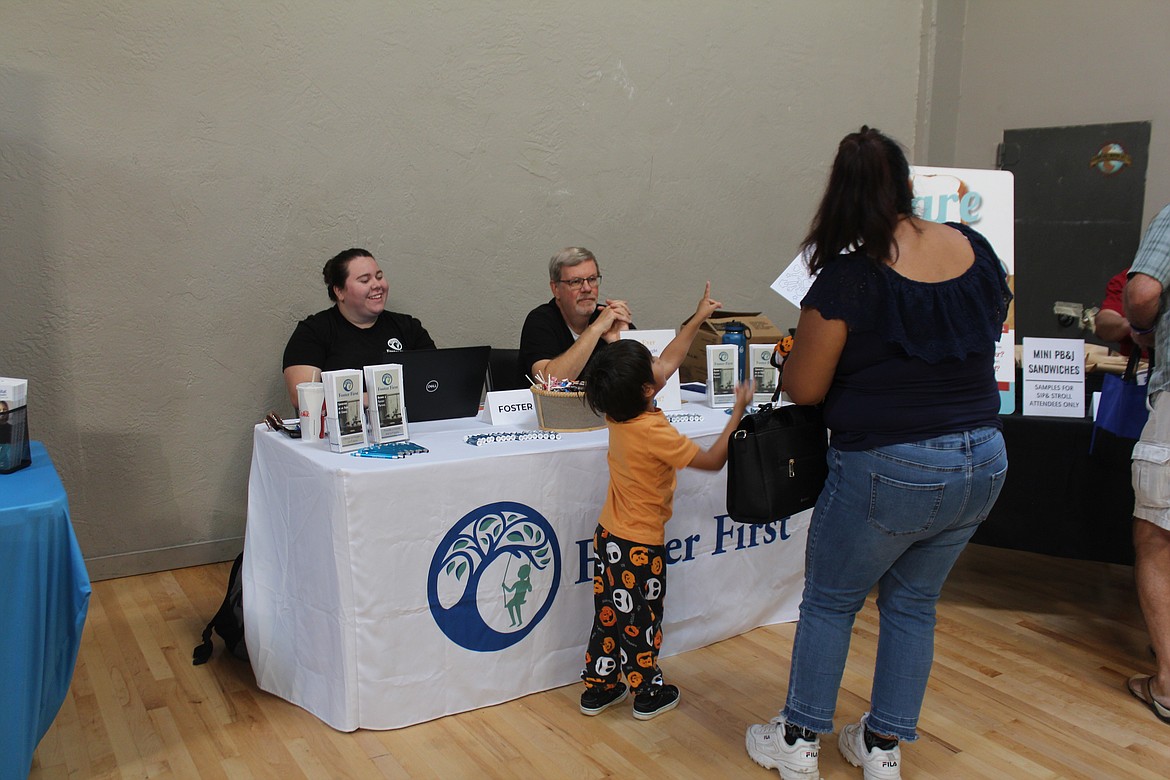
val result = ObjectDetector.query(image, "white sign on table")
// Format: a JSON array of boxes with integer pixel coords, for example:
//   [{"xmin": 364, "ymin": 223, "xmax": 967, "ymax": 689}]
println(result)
[
  {"xmin": 483, "ymin": 389, "xmax": 538, "ymax": 427},
  {"xmin": 1022, "ymin": 337, "xmax": 1085, "ymax": 417},
  {"xmin": 620, "ymin": 329, "xmax": 682, "ymax": 411}
]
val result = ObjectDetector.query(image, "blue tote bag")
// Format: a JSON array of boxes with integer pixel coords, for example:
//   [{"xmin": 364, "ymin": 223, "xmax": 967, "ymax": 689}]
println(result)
[{"xmin": 1092, "ymin": 348, "xmax": 1150, "ymax": 451}]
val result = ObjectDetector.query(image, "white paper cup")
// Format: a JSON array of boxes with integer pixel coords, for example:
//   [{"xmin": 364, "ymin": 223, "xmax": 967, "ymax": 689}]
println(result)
[{"xmin": 296, "ymin": 382, "xmax": 326, "ymax": 442}]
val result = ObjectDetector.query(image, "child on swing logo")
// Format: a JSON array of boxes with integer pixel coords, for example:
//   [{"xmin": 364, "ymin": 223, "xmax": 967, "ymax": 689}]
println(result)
[{"xmin": 427, "ymin": 501, "xmax": 561, "ymax": 652}]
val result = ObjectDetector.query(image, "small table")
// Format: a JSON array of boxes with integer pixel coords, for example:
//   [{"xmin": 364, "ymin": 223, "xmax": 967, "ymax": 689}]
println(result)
[
  {"xmin": 973, "ymin": 370, "xmax": 1137, "ymax": 564},
  {"xmin": 1, "ymin": 442, "xmax": 91, "ymax": 779},
  {"xmin": 973, "ymin": 412, "xmax": 1136, "ymax": 564}
]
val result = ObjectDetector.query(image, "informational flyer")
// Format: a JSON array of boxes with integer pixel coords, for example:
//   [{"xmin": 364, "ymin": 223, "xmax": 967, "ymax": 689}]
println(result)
[
  {"xmin": 364, "ymin": 363, "xmax": 408, "ymax": 443},
  {"xmin": 748, "ymin": 343, "xmax": 779, "ymax": 404},
  {"xmin": 1022, "ymin": 337, "xmax": 1085, "ymax": 418},
  {"xmin": 706, "ymin": 344, "xmax": 737, "ymax": 408}
]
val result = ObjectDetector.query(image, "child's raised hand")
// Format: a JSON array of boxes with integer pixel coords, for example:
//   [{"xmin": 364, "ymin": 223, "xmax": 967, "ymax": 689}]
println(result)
[
  {"xmin": 732, "ymin": 380, "xmax": 754, "ymax": 414},
  {"xmin": 694, "ymin": 281, "xmax": 723, "ymax": 321}
]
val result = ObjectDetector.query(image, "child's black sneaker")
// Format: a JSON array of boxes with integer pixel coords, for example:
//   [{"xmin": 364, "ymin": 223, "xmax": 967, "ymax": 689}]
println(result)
[
  {"xmin": 632, "ymin": 684, "xmax": 680, "ymax": 720},
  {"xmin": 580, "ymin": 683, "xmax": 628, "ymax": 715}
]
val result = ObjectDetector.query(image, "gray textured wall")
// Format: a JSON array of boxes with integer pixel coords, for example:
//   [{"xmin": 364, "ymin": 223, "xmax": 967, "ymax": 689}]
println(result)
[
  {"xmin": 1, "ymin": 2, "xmax": 927, "ymax": 577},
  {"xmin": 950, "ymin": 0, "xmax": 1170, "ymax": 223}
]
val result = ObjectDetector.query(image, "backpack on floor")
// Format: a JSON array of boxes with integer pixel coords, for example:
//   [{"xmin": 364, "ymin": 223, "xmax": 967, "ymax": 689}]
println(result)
[{"xmin": 192, "ymin": 552, "xmax": 249, "ymax": 664}]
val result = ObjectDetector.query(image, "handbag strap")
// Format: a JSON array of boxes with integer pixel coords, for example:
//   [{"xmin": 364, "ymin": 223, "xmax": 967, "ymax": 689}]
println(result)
[{"xmin": 1123, "ymin": 347, "xmax": 1147, "ymax": 384}]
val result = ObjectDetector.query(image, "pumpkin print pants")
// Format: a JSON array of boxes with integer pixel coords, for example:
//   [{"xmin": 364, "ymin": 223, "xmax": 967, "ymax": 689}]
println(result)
[{"xmin": 581, "ymin": 524, "xmax": 667, "ymax": 694}]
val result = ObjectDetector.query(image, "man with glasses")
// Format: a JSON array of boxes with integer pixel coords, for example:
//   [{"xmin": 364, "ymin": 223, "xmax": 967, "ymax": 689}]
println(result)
[{"xmin": 518, "ymin": 247, "xmax": 633, "ymax": 385}]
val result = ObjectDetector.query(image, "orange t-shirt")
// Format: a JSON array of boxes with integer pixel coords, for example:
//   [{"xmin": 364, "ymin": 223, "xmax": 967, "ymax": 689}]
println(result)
[{"xmin": 598, "ymin": 408, "xmax": 701, "ymax": 545}]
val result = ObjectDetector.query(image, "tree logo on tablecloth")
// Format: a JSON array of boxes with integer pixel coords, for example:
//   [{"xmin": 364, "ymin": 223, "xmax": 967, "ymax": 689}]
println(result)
[{"xmin": 427, "ymin": 501, "xmax": 561, "ymax": 651}]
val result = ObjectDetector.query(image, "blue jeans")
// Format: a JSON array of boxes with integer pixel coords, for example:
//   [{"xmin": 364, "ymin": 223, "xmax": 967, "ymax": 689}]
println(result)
[{"xmin": 781, "ymin": 427, "xmax": 1007, "ymax": 741}]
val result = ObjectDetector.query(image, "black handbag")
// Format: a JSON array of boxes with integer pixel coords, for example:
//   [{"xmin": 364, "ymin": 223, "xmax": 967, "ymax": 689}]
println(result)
[{"xmin": 726, "ymin": 403, "xmax": 829, "ymax": 524}]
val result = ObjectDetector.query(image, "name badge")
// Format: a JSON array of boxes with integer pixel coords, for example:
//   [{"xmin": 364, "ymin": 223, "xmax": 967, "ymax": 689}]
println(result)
[{"xmin": 485, "ymin": 389, "xmax": 538, "ymax": 427}]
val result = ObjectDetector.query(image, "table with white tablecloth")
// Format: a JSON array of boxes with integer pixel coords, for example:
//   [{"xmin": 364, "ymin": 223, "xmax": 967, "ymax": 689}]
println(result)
[{"xmin": 243, "ymin": 397, "xmax": 808, "ymax": 731}]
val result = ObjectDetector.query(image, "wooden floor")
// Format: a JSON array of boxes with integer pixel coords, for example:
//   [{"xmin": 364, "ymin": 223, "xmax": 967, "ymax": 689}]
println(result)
[{"xmin": 30, "ymin": 542, "xmax": 1169, "ymax": 779}]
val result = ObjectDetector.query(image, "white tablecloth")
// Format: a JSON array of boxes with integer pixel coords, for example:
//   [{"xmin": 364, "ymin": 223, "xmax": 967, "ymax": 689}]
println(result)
[{"xmin": 243, "ymin": 398, "xmax": 808, "ymax": 731}]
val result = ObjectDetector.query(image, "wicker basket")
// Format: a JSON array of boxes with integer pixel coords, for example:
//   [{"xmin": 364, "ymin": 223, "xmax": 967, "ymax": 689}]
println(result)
[{"xmin": 530, "ymin": 386, "xmax": 606, "ymax": 432}]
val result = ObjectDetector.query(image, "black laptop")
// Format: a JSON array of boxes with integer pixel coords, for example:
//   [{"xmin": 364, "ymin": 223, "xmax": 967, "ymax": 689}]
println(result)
[{"xmin": 389, "ymin": 346, "xmax": 491, "ymax": 423}]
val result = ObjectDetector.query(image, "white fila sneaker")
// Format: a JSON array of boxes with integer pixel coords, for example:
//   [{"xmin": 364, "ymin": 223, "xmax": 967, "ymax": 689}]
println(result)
[
  {"xmin": 745, "ymin": 715, "xmax": 820, "ymax": 779},
  {"xmin": 838, "ymin": 715, "xmax": 902, "ymax": 780}
]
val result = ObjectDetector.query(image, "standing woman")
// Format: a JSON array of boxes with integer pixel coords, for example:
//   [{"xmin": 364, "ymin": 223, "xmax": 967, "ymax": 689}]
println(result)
[{"xmin": 745, "ymin": 127, "xmax": 1011, "ymax": 780}]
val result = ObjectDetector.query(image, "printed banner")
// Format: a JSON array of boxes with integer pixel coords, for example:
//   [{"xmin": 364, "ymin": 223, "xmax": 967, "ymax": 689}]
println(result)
[{"xmin": 244, "ymin": 421, "xmax": 806, "ymax": 731}]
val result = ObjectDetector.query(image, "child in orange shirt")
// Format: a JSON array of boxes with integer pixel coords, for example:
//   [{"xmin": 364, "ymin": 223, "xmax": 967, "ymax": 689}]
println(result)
[{"xmin": 579, "ymin": 283, "xmax": 752, "ymax": 720}]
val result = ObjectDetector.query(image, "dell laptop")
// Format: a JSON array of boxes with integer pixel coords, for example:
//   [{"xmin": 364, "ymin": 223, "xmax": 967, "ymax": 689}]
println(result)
[{"xmin": 390, "ymin": 346, "xmax": 491, "ymax": 423}]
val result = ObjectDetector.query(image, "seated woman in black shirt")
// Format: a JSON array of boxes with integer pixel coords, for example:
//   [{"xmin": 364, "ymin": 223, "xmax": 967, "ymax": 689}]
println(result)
[{"xmin": 282, "ymin": 248, "xmax": 434, "ymax": 409}]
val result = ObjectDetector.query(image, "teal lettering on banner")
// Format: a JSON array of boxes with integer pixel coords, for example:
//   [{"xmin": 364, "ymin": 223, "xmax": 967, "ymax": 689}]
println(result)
[
  {"xmin": 959, "ymin": 191, "xmax": 982, "ymax": 222},
  {"xmin": 913, "ymin": 191, "xmax": 983, "ymax": 224}
]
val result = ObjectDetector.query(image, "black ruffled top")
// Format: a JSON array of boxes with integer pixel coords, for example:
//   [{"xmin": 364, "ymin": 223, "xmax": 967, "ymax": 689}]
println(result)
[
  {"xmin": 800, "ymin": 222, "xmax": 1013, "ymax": 450},
  {"xmin": 803, "ymin": 222, "xmax": 1012, "ymax": 362}
]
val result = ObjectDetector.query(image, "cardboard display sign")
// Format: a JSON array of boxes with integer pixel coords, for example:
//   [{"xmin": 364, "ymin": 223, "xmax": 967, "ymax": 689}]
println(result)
[
  {"xmin": 321, "ymin": 369, "xmax": 368, "ymax": 452},
  {"xmin": 620, "ymin": 329, "xmax": 682, "ymax": 411},
  {"xmin": 1022, "ymin": 337, "xmax": 1085, "ymax": 418},
  {"xmin": 364, "ymin": 363, "xmax": 408, "ymax": 443},
  {"xmin": 749, "ymin": 344, "xmax": 779, "ymax": 404},
  {"xmin": 706, "ymin": 344, "xmax": 737, "ymax": 408},
  {"xmin": 484, "ymin": 389, "xmax": 539, "ymax": 427}
]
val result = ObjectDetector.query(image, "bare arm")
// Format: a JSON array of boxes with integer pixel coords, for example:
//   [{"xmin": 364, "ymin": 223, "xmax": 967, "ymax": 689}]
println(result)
[
  {"xmin": 1124, "ymin": 272, "xmax": 1164, "ymax": 349},
  {"xmin": 283, "ymin": 365, "xmax": 321, "ymax": 411},
  {"xmin": 1093, "ymin": 309, "xmax": 1132, "ymax": 345},
  {"xmin": 688, "ymin": 380, "xmax": 753, "ymax": 471},
  {"xmin": 531, "ymin": 341, "xmax": 599, "ymax": 385},
  {"xmin": 531, "ymin": 304, "xmax": 633, "ymax": 382},
  {"xmin": 781, "ymin": 307, "xmax": 847, "ymax": 405},
  {"xmin": 653, "ymin": 282, "xmax": 722, "ymax": 391}
]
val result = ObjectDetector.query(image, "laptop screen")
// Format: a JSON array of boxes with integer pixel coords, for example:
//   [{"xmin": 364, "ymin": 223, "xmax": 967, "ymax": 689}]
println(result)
[{"xmin": 389, "ymin": 346, "xmax": 490, "ymax": 423}]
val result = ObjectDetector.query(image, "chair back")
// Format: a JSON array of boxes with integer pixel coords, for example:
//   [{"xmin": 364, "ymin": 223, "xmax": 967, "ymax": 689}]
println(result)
[{"xmin": 488, "ymin": 347, "xmax": 526, "ymax": 391}]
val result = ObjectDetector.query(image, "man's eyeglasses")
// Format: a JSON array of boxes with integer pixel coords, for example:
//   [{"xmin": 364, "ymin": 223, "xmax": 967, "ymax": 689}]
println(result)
[{"xmin": 556, "ymin": 274, "xmax": 602, "ymax": 290}]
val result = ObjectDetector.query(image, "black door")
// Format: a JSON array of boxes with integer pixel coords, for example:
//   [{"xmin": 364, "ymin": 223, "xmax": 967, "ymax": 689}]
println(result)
[{"xmin": 999, "ymin": 121, "xmax": 1150, "ymax": 341}]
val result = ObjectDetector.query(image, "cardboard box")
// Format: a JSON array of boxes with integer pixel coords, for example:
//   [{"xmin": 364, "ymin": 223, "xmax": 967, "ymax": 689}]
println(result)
[{"xmin": 680, "ymin": 311, "xmax": 785, "ymax": 383}]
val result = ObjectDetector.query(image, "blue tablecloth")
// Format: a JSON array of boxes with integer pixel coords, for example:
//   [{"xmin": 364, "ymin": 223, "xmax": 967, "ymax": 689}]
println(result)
[{"xmin": 0, "ymin": 442, "xmax": 90, "ymax": 779}]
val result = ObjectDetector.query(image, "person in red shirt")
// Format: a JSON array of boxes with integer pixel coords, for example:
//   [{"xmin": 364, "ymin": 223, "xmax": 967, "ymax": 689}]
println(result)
[{"xmin": 1095, "ymin": 268, "xmax": 1136, "ymax": 357}]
